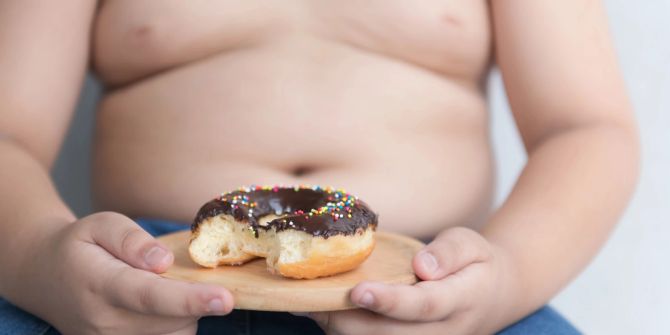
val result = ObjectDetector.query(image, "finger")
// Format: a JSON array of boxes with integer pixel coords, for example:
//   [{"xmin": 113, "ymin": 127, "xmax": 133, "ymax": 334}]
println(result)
[
  {"xmin": 85, "ymin": 212, "xmax": 174, "ymax": 272},
  {"xmin": 349, "ymin": 280, "xmax": 462, "ymax": 322},
  {"xmin": 309, "ymin": 309, "xmax": 438, "ymax": 335},
  {"xmin": 413, "ymin": 227, "xmax": 491, "ymax": 281},
  {"xmin": 104, "ymin": 266, "xmax": 234, "ymax": 317}
]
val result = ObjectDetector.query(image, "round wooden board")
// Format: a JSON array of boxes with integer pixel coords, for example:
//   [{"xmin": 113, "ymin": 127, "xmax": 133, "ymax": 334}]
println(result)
[{"xmin": 158, "ymin": 231, "xmax": 424, "ymax": 312}]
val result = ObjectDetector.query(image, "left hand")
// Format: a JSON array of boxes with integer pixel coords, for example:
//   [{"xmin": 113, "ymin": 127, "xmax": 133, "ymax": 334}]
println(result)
[{"xmin": 306, "ymin": 227, "xmax": 519, "ymax": 335}]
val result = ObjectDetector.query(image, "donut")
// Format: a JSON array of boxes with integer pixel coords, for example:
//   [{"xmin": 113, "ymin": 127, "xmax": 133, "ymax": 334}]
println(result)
[{"xmin": 188, "ymin": 185, "xmax": 378, "ymax": 279}]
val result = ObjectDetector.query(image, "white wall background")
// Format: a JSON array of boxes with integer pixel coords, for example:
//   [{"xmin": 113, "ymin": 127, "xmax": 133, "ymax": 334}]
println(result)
[{"xmin": 53, "ymin": 0, "xmax": 669, "ymax": 333}]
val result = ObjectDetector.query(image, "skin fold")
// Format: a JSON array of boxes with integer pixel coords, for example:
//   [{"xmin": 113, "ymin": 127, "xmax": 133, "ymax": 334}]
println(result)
[{"xmin": 0, "ymin": 1, "xmax": 638, "ymax": 334}]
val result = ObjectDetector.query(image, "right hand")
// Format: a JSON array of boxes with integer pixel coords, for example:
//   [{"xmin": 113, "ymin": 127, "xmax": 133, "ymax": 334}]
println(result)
[{"xmin": 19, "ymin": 212, "xmax": 234, "ymax": 335}]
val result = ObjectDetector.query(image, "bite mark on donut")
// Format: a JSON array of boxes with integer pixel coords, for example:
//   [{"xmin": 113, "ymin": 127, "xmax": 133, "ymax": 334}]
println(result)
[
  {"xmin": 189, "ymin": 214, "xmax": 375, "ymax": 279},
  {"xmin": 189, "ymin": 185, "xmax": 378, "ymax": 278}
]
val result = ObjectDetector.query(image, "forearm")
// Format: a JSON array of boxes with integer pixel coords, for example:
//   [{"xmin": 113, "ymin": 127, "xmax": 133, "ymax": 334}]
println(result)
[
  {"xmin": 481, "ymin": 123, "xmax": 639, "ymax": 321},
  {"xmin": 0, "ymin": 138, "xmax": 75, "ymax": 297}
]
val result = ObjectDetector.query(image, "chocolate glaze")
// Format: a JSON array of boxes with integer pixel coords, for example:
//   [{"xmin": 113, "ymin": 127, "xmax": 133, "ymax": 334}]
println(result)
[{"xmin": 193, "ymin": 186, "xmax": 378, "ymax": 239}]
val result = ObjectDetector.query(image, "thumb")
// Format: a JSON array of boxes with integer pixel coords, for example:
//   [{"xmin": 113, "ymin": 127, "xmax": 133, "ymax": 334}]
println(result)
[
  {"xmin": 412, "ymin": 227, "xmax": 492, "ymax": 281},
  {"xmin": 84, "ymin": 212, "xmax": 174, "ymax": 273}
]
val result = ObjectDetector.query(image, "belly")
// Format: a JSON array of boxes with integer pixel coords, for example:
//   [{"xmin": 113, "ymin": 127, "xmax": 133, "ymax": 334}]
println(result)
[{"xmin": 92, "ymin": 1, "xmax": 493, "ymax": 239}]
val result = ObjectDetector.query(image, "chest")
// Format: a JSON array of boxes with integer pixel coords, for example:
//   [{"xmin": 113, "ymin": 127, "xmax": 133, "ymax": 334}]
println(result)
[{"xmin": 94, "ymin": 0, "xmax": 491, "ymax": 85}]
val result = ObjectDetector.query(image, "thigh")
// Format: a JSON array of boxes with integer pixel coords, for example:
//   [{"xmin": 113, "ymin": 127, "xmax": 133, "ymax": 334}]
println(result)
[{"xmin": 497, "ymin": 306, "xmax": 581, "ymax": 335}]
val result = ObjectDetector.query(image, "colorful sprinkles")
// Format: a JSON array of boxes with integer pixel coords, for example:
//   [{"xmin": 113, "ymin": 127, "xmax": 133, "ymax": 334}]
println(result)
[
  {"xmin": 194, "ymin": 184, "xmax": 377, "ymax": 239},
  {"xmin": 218, "ymin": 185, "xmax": 358, "ymax": 222}
]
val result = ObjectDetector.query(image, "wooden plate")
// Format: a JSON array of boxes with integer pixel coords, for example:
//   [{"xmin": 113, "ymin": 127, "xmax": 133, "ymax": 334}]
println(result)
[{"xmin": 158, "ymin": 230, "xmax": 424, "ymax": 312}]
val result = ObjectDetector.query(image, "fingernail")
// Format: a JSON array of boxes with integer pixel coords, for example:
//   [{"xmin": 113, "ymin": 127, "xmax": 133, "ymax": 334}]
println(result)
[
  {"xmin": 144, "ymin": 246, "xmax": 170, "ymax": 269},
  {"xmin": 207, "ymin": 298, "xmax": 226, "ymax": 314},
  {"xmin": 418, "ymin": 250, "xmax": 438, "ymax": 274},
  {"xmin": 357, "ymin": 291, "xmax": 375, "ymax": 308}
]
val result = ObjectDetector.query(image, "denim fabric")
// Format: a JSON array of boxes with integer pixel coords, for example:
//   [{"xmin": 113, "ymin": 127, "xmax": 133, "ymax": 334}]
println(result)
[
  {"xmin": 0, "ymin": 218, "xmax": 580, "ymax": 335},
  {"xmin": 0, "ymin": 299, "xmax": 51, "ymax": 335},
  {"xmin": 498, "ymin": 306, "xmax": 581, "ymax": 335}
]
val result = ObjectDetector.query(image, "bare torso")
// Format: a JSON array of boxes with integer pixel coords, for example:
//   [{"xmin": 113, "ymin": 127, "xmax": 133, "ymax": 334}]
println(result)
[{"xmin": 92, "ymin": 0, "xmax": 493, "ymax": 238}]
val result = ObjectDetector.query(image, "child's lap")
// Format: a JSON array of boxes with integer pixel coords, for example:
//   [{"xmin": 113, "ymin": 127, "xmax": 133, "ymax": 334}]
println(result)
[
  {"xmin": 0, "ymin": 301, "xmax": 322, "ymax": 335},
  {"xmin": 0, "ymin": 218, "xmax": 580, "ymax": 335}
]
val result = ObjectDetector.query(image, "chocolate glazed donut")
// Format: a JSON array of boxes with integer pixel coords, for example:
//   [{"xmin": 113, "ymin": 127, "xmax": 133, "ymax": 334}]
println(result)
[{"xmin": 189, "ymin": 185, "xmax": 378, "ymax": 279}]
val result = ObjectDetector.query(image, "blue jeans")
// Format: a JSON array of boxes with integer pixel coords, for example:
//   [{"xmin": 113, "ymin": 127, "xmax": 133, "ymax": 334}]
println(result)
[{"xmin": 0, "ymin": 218, "xmax": 581, "ymax": 335}]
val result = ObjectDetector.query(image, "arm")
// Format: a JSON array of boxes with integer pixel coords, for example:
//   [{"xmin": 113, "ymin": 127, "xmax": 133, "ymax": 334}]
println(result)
[
  {"xmin": 306, "ymin": 1, "xmax": 638, "ymax": 334},
  {"xmin": 0, "ymin": 2, "xmax": 233, "ymax": 333},
  {"xmin": 483, "ymin": 0, "xmax": 639, "ymax": 321},
  {"xmin": 0, "ymin": 0, "xmax": 94, "ymax": 291}
]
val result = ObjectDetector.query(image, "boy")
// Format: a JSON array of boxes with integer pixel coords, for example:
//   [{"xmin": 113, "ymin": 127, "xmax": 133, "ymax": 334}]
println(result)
[{"xmin": 0, "ymin": 1, "xmax": 638, "ymax": 334}]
